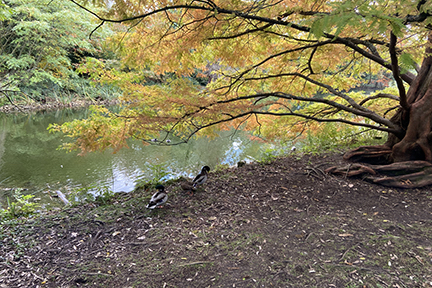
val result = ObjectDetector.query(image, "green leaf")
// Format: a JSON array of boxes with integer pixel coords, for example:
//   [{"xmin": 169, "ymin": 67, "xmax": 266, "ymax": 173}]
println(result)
[
  {"xmin": 399, "ymin": 53, "xmax": 417, "ymax": 73},
  {"xmin": 388, "ymin": 19, "xmax": 405, "ymax": 37},
  {"xmin": 310, "ymin": 17, "xmax": 325, "ymax": 39}
]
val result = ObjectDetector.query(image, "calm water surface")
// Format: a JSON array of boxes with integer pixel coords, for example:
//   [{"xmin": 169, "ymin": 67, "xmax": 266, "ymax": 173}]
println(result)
[{"xmin": 0, "ymin": 108, "xmax": 275, "ymax": 209}]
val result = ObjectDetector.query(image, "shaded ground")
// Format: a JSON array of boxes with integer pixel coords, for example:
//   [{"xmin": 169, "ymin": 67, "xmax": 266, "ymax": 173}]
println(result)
[{"xmin": 1, "ymin": 153, "xmax": 432, "ymax": 287}]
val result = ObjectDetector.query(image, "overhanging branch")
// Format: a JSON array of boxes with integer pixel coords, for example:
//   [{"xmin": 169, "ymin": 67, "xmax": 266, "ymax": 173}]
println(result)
[
  {"xmin": 359, "ymin": 93, "xmax": 400, "ymax": 106},
  {"xmin": 176, "ymin": 109, "xmax": 400, "ymax": 143},
  {"xmin": 389, "ymin": 32, "xmax": 410, "ymax": 110},
  {"xmin": 160, "ymin": 89, "xmax": 403, "ymax": 139}
]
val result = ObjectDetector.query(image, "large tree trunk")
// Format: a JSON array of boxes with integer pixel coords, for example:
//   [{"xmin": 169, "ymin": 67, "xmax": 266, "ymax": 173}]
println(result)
[
  {"xmin": 329, "ymin": 36, "xmax": 432, "ymax": 188},
  {"xmin": 391, "ymin": 46, "xmax": 432, "ymax": 162}
]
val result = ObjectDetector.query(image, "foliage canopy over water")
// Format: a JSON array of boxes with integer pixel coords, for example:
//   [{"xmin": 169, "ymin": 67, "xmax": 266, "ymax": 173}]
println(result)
[{"xmin": 51, "ymin": 0, "xmax": 432, "ymax": 166}]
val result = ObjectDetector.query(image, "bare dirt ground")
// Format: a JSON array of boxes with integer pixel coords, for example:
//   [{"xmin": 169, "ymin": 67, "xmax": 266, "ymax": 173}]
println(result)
[{"xmin": 1, "ymin": 153, "xmax": 432, "ymax": 287}]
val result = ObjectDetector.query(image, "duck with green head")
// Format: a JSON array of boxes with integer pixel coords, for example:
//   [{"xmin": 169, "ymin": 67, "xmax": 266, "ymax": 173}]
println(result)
[
  {"xmin": 192, "ymin": 166, "xmax": 210, "ymax": 188},
  {"xmin": 146, "ymin": 185, "xmax": 168, "ymax": 209}
]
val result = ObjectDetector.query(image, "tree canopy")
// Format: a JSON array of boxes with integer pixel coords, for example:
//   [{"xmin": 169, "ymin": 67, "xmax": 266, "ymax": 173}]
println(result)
[
  {"xmin": 52, "ymin": 0, "xmax": 432, "ymax": 162},
  {"xmin": 0, "ymin": 0, "xmax": 113, "ymax": 102}
]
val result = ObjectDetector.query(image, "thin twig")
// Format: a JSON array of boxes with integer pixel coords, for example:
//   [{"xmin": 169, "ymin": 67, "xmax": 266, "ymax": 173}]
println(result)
[{"xmin": 177, "ymin": 261, "xmax": 212, "ymax": 267}]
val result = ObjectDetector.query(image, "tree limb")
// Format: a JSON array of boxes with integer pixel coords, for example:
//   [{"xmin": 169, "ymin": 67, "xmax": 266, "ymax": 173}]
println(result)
[
  {"xmin": 176, "ymin": 109, "xmax": 401, "ymax": 143},
  {"xmin": 359, "ymin": 93, "xmax": 400, "ymax": 106},
  {"xmin": 389, "ymin": 32, "xmax": 410, "ymax": 110},
  {"xmin": 213, "ymin": 91, "xmax": 402, "ymax": 133}
]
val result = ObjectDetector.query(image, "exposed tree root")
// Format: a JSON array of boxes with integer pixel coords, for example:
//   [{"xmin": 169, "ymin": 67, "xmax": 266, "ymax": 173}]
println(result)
[
  {"xmin": 326, "ymin": 164, "xmax": 377, "ymax": 177},
  {"xmin": 326, "ymin": 160, "xmax": 432, "ymax": 188},
  {"xmin": 343, "ymin": 145, "xmax": 393, "ymax": 164}
]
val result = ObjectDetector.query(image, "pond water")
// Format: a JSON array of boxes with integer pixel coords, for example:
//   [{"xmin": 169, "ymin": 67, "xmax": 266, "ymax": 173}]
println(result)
[{"xmin": 0, "ymin": 108, "xmax": 279, "ymax": 209}]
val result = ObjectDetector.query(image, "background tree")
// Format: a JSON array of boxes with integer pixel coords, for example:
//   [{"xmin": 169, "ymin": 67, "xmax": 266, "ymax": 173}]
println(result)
[
  {"xmin": 0, "ymin": 0, "xmax": 113, "ymax": 104},
  {"xmin": 52, "ymin": 0, "xmax": 432, "ymax": 187}
]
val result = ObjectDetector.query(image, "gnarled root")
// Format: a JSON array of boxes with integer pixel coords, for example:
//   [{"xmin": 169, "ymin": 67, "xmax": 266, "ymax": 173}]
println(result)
[
  {"xmin": 326, "ymin": 160, "xmax": 432, "ymax": 188},
  {"xmin": 325, "ymin": 164, "xmax": 376, "ymax": 177},
  {"xmin": 343, "ymin": 145, "xmax": 392, "ymax": 164}
]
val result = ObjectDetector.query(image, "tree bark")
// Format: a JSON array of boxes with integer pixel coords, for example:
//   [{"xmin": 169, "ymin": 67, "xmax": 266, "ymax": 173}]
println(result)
[
  {"xmin": 329, "ymin": 34, "xmax": 432, "ymax": 187},
  {"xmin": 346, "ymin": 34, "xmax": 432, "ymax": 164}
]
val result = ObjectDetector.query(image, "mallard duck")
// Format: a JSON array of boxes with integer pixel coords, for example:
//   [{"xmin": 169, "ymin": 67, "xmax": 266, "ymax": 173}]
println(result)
[
  {"xmin": 192, "ymin": 166, "xmax": 210, "ymax": 188},
  {"xmin": 146, "ymin": 184, "xmax": 168, "ymax": 209},
  {"xmin": 181, "ymin": 182, "xmax": 195, "ymax": 196},
  {"xmin": 181, "ymin": 181, "xmax": 195, "ymax": 192}
]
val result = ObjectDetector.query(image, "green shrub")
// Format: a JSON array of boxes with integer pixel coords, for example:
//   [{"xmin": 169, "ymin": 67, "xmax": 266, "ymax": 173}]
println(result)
[{"xmin": 0, "ymin": 188, "xmax": 40, "ymax": 221}]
